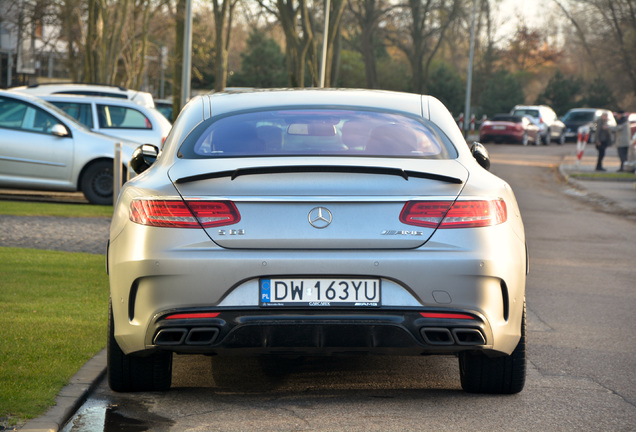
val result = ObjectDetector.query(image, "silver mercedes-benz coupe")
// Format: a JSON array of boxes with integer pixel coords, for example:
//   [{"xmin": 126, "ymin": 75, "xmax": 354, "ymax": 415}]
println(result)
[{"xmin": 107, "ymin": 89, "xmax": 527, "ymax": 394}]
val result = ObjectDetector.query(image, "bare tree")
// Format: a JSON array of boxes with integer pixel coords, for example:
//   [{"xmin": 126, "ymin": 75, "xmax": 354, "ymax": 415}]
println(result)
[
  {"xmin": 347, "ymin": 0, "xmax": 391, "ymax": 89},
  {"xmin": 386, "ymin": 0, "xmax": 462, "ymax": 94},
  {"xmin": 554, "ymin": 0, "xmax": 636, "ymax": 96}
]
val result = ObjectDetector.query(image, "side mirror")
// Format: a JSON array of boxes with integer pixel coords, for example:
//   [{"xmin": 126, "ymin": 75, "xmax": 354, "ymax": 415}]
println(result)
[
  {"xmin": 51, "ymin": 124, "xmax": 69, "ymax": 137},
  {"xmin": 130, "ymin": 144, "xmax": 159, "ymax": 174},
  {"xmin": 470, "ymin": 142, "xmax": 490, "ymax": 170}
]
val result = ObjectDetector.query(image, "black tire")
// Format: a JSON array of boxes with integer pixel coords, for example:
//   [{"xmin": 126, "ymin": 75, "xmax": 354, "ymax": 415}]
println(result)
[
  {"xmin": 80, "ymin": 160, "xmax": 116, "ymax": 205},
  {"xmin": 543, "ymin": 129, "xmax": 550, "ymax": 145},
  {"xmin": 521, "ymin": 132, "xmax": 528, "ymax": 146},
  {"xmin": 459, "ymin": 302, "xmax": 526, "ymax": 394},
  {"xmin": 558, "ymin": 131, "xmax": 565, "ymax": 145},
  {"xmin": 107, "ymin": 299, "xmax": 172, "ymax": 392}
]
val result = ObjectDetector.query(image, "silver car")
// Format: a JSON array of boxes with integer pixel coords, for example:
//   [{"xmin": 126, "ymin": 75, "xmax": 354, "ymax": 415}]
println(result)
[
  {"xmin": 0, "ymin": 90, "xmax": 139, "ymax": 205},
  {"xmin": 108, "ymin": 89, "xmax": 527, "ymax": 394},
  {"xmin": 37, "ymin": 94, "xmax": 172, "ymax": 147}
]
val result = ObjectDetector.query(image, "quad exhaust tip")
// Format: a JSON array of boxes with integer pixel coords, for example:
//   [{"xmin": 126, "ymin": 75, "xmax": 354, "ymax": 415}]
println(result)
[
  {"xmin": 420, "ymin": 327, "xmax": 485, "ymax": 346},
  {"xmin": 154, "ymin": 327, "xmax": 220, "ymax": 346}
]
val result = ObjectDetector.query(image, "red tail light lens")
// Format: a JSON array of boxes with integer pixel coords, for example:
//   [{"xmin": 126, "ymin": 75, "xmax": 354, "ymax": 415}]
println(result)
[
  {"xmin": 130, "ymin": 200, "xmax": 240, "ymax": 228},
  {"xmin": 400, "ymin": 199, "xmax": 507, "ymax": 229}
]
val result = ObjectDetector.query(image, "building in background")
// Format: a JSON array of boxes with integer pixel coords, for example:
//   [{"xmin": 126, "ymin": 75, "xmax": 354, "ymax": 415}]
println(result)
[{"xmin": 1, "ymin": 0, "xmax": 66, "ymax": 89}]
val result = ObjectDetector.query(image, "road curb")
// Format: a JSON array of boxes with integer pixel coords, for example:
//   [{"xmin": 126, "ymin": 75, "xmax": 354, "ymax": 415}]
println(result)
[{"xmin": 19, "ymin": 350, "xmax": 106, "ymax": 432}]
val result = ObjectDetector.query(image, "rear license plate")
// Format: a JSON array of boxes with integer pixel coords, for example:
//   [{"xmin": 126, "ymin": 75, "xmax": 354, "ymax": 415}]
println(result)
[
  {"xmin": 493, "ymin": 125, "xmax": 506, "ymax": 130},
  {"xmin": 260, "ymin": 278, "xmax": 380, "ymax": 307}
]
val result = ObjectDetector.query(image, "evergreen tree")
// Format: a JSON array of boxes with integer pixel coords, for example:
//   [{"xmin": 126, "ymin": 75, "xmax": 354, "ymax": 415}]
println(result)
[
  {"xmin": 230, "ymin": 30, "xmax": 287, "ymax": 88},
  {"xmin": 427, "ymin": 61, "xmax": 464, "ymax": 116},
  {"xmin": 536, "ymin": 70, "xmax": 583, "ymax": 115},
  {"xmin": 480, "ymin": 70, "xmax": 524, "ymax": 117},
  {"xmin": 582, "ymin": 77, "xmax": 618, "ymax": 109}
]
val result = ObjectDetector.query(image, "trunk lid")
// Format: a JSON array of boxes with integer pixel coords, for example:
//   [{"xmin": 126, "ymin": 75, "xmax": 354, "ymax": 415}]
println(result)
[{"xmin": 169, "ymin": 157, "xmax": 468, "ymax": 249}]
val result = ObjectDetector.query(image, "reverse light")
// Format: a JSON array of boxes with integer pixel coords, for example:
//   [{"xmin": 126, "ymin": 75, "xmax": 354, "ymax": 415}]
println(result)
[
  {"xmin": 130, "ymin": 199, "xmax": 240, "ymax": 228},
  {"xmin": 420, "ymin": 312, "xmax": 475, "ymax": 320},
  {"xmin": 400, "ymin": 199, "xmax": 507, "ymax": 228}
]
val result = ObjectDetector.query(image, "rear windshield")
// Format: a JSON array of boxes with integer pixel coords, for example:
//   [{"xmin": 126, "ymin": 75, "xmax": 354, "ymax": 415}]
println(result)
[
  {"xmin": 512, "ymin": 109, "xmax": 539, "ymax": 118},
  {"xmin": 178, "ymin": 109, "xmax": 457, "ymax": 159},
  {"xmin": 561, "ymin": 111, "xmax": 595, "ymax": 122},
  {"xmin": 492, "ymin": 115, "xmax": 522, "ymax": 122}
]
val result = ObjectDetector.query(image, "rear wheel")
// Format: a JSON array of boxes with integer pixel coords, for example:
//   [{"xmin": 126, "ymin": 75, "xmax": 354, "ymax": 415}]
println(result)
[
  {"xmin": 81, "ymin": 160, "xmax": 114, "ymax": 205},
  {"xmin": 558, "ymin": 131, "xmax": 565, "ymax": 145},
  {"xmin": 543, "ymin": 129, "xmax": 550, "ymax": 145},
  {"xmin": 107, "ymin": 299, "xmax": 172, "ymax": 392},
  {"xmin": 458, "ymin": 302, "xmax": 526, "ymax": 394}
]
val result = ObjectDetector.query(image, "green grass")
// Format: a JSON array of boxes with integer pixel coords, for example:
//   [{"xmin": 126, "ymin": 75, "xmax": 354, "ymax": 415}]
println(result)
[
  {"xmin": 570, "ymin": 172, "xmax": 636, "ymax": 181},
  {"xmin": 0, "ymin": 247, "xmax": 109, "ymax": 425},
  {"xmin": 0, "ymin": 200, "xmax": 113, "ymax": 218}
]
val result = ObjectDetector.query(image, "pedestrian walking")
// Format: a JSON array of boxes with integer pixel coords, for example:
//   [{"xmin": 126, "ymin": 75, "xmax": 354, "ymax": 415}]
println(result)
[
  {"xmin": 613, "ymin": 110, "xmax": 631, "ymax": 171},
  {"xmin": 594, "ymin": 112, "xmax": 612, "ymax": 171}
]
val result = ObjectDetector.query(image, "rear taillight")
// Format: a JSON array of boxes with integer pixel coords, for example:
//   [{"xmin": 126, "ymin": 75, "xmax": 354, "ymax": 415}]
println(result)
[
  {"xmin": 400, "ymin": 199, "xmax": 507, "ymax": 228},
  {"xmin": 130, "ymin": 200, "xmax": 240, "ymax": 228}
]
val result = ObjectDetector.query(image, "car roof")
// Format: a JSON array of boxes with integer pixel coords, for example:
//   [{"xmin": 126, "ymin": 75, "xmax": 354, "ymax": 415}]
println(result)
[
  {"xmin": 9, "ymin": 83, "xmax": 155, "ymax": 108},
  {"xmin": 198, "ymin": 88, "xmax": 426, "ymax": 119},
  {"xmin": 40, "ymin": 93, "xmax": 155, "ymax": 111}
]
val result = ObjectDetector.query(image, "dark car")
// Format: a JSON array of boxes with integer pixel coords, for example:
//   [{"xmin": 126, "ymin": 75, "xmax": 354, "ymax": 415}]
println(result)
[
  {"xmin": 479, "ymin": 114, "xmax": 541, "ymax": 145},
  {"xmin": 561, "ymin": 108, "xmax": 616, "ymax": 143}
]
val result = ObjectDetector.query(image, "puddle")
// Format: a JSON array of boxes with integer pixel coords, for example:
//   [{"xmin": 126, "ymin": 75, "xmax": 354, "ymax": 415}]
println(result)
[{"xmin": 62, "ymin": 399, "xmax": 173, "ymax": 432}]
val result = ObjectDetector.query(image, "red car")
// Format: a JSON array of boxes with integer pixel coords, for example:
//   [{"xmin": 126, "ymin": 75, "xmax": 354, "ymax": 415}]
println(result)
[{"xmin": 479, "ymin": 114, "xmax": 541, "ymax": 145}]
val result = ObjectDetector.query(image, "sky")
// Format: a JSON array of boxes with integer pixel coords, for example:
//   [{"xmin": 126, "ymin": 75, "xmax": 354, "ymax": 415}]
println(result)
[{"xmin": 495, "ymin": 0, "xmax": 549, "ymax": 39}]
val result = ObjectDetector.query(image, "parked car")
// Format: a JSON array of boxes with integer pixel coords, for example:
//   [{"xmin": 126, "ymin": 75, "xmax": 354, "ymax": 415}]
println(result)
[
  {"xmin": 0, "ymin": 90, "xmax": 139, "ymax": 205},
  {"xmin": 623, "ymin": 114, "xmax": 636, "ymax": 172},
  {"xmin": 511, "ymin": 105, "xmax": 565, "ymax": 145},
  {"xmin": 38, "ymin": 94, "xmax": 172, "ymax": 147},
  {"xmin": 107, "ymin": 89, "xmax": 528, "ymax": 394},
  {"xmin": 154, "ymin": 99, "xmax": 174, "ymax": 123},
  {"xmin": 627, "ymin": 112, "xmax": 636, "ymax": 138},
  {"xmin": 9, "ymin": 83, "xmax": 155, "ymax": 108},
  {"xmin": 479, "ymin": 114, "xmax": 540, "ymax": 145},
  {"xmin": 561, "ymin": 108, "xmax": 616, "ymax": 143}
]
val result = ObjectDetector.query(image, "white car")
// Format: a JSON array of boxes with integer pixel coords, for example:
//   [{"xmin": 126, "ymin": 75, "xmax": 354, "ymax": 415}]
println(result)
[
  {"xmin": 0, "ymin": 90, "xmax": 140, "ymax": 205},
  {"xmin": 511, "ymin": 105, "xmax": 566, "ymax": 145},
  {"xmin": 9, "ymin": 83, "xmax": 155, "ymax": 108},
  {"xmin": 37, "ymin": 94, "xmax": 172, "ymax": 147}
]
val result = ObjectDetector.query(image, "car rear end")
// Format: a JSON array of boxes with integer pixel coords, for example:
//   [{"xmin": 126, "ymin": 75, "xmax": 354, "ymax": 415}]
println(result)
[
  {"xmin": 108, "ymin": 90, "xmax": 527, "ymax": 393},
  {"xmin": 479, "ymin": 115, "xmax": 526, "ymax": 143}
]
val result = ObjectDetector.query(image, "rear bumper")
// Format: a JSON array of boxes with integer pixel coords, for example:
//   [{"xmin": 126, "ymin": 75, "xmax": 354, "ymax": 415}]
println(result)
[
  {"xmin": 109, "ymin": 216, "xmax": 526, "ymax": 358},
  {"xmin": 479, "ymin": 131, "xmax": 524, "ymax": 143},
  {"xmin": 147, "ymin": 308, "xmax": 491, "ymax": 356}
]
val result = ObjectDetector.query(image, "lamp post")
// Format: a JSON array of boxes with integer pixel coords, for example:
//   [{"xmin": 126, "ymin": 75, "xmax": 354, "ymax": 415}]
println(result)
[
  {"xmin": 463, "ymin": 0, "xmax": 477, "ymax": 137},
  {"xmin": 181, "ymin": 0, "xmax": 193, "ymax": 109},
  {"xmin": 319, "ymin": 0, "xmax": 331, "ymax": 88}
]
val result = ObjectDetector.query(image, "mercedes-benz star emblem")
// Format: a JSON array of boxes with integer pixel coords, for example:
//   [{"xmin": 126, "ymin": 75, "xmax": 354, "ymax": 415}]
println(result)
[{"xmin": 308, "ymin": 207, "xmax": 333, "ymax": 229}]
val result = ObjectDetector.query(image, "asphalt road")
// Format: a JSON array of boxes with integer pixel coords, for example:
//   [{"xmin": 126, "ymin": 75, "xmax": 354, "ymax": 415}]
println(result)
[{"xmin": 11, "ymin": 143, "xmax": 636, "ymax": 431}]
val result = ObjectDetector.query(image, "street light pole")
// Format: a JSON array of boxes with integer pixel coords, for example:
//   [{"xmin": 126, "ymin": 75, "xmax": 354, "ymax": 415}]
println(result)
[
  {"xmin": 181, "ymin": 0, "xmax": 193, "ymax": 109},
  {"xmin": 463, "ymin": 0, "xmax": 477, "ymax": 136},
  {"xmin": 319, "ymin": 0, "xmax": 331, "ymax": 88}
]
